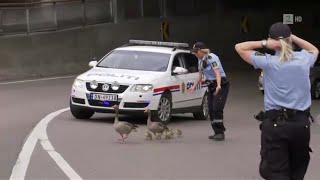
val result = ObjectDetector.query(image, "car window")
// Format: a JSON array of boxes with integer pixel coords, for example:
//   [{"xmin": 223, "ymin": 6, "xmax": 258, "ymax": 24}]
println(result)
[
  {"xmin": 171, "ymin": 54, "xmax": 184, "ymax": 71},
  {"xmin": 182, "ymin": 53, "xmax": 199, "ymax": 73},
  {"xmin": 97, "ymin": 50, "xmax": 171, "ymax": 72}
]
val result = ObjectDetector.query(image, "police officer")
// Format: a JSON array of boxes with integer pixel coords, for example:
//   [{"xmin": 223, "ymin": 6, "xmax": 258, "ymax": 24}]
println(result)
[
  {"xmin": 235, "ymin": 22, "xmax": 319, "ymax": 180},
  {"xmin": 189, "ymin": 42, "xmax": 229, "ymax": 141}
]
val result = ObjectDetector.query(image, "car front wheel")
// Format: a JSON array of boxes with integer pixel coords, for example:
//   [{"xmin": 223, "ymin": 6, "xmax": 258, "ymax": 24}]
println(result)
[
  {"xmin": 70, "ymin": 99, "xmax": 94, "ymax": 119},
  {"xmin": 153, "ymin": 93, "xmax": 172, "ymax": 124},
  {"xmin": 193, "ymin": 93, "xmax": 209, "ymax": 120}
]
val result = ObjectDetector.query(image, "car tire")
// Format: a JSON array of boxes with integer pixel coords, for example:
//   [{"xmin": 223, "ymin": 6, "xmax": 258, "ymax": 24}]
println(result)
[
  {"xmin": 193, "ymin": 93, "xmax": 209, "ymax": 120},
  {"xmin": 260, "ymin": 90, "xmax": 264, "ymax": 95},
  {"xmin": 152, "ymin": 92, "xmax": 172, "ymax": 124},
  {"xmin": 70, "ymin": 99, "xmax": 94, "ymax": 119},
  {"xmin": 311, "ymin": 80, "xmax": 320, "ymax": 100}
]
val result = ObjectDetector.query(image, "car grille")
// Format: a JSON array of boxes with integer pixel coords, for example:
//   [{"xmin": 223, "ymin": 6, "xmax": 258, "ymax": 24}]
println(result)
[
  {"xmin": 86, "ymin": 82, "xmax": 129, "ymax": 93},
  {"xmin": 88, "ymin": 100, "xmax": 119, "ymax": 107},
  {"xmin": 123, "ymin": 102, "xmax": 149, "ymax": 108}
]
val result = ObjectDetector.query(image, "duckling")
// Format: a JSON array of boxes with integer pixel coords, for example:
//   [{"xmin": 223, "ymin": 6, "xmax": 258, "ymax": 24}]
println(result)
[
  {"xmin": 144, "ymin": 130, "xmax": 153, "ymax": 140},
  {"xmin": 168, "ymin": 129, "xmax": 174, "ymax": 139},
  {"xmin": 155, "ymin": 132, "xmax": 162, "ymax": 140},
  {"xmin": 163, "ymin": 130, "xmax": 171, "ymax": 139},
  {"xmin": 175, "ymin": 128, "xmax": 182, "ymax": 137}
]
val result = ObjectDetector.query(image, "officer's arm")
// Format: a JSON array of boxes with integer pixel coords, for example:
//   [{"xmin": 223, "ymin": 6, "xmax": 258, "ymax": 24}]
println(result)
[
  {"xmin": 291, "ymin": 34, "xmax": 319, "ymax": 62},
  {"xmin": 213, "ymin": 68, "xmax": 221, "ymax": 87},
  {"xmin": 194, "ymin": 69, "xmax": 203, "ymax": 86},
  {"xmin": 211, "ymin": 61, "xmax": 221, "ymax": 87},
  {"xmin": 235, "ymin": 41, "xmax": 264, "ymax": 65}
]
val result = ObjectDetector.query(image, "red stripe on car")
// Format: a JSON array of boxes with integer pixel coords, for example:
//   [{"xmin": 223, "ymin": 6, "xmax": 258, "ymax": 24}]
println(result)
[{"xmin": 154, "ymin": 85, "xmax": 180, "ymax": 93}]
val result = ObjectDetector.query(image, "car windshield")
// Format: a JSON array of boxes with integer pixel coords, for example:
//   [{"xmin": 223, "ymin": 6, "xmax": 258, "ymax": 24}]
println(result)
[{"xmin": 97, "ymin": 50, "xmax": 171, "ymax": 72}]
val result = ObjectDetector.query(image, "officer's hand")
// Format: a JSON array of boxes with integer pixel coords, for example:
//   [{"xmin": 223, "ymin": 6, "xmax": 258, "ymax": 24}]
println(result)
[
  {"xmin": 188, "ymin": 86, "xmax": 195, "ymax": 93},
  {"xmin": 267, "ymin": 38, "xmax": 281, "ymax": 49},
  {"xmin": 214, "ymin": 85, "xmax": 221, "ymax": 96}
]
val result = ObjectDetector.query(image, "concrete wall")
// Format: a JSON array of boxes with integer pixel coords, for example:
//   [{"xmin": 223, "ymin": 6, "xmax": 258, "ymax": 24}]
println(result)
[
  {"xmin": 0, "ymin": 9, "xmax": 319, "ymax": 81},
  {"xmin": 205, "ymin": 9, "xmax": 320, "ymax": 72},
  {"xmin": 0, "ymin": 16, "xmax": 210, "ymax": 81}
]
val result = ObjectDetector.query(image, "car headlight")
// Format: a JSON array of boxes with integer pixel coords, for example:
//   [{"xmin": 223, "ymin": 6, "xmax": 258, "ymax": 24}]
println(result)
[
  {"xmin": 131, "ymin": 84, "xmax": 153, "ymax": 92},
  {"xmin": 90, "ymin": 80, "xmax": 98, "ymax": 89},
  {"xmin": 111, "ymin": 82, "xmax": 120, "ymax": 91},
  {"xmin": 73, "ymin": 79, "xmax": 84, "ymax": 88}
]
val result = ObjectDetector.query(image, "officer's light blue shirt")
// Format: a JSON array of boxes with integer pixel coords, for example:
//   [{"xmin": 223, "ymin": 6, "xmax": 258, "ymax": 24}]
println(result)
[
  {"xmin": 251, "ymin": 49, "xmax": 317, "ymax": 111},
  {"xmin": 198, "ymin": 53, "xmax": 226, "ymax": 80}
]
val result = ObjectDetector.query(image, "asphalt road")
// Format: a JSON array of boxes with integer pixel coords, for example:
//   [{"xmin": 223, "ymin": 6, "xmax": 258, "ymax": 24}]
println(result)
[
  {"xmin": 1, "ymin": 71, "xmax": 319, "ymax": 180},
  {"xmin": 0, "ymin": 78, "xmax": 74, "ymax": 180}
]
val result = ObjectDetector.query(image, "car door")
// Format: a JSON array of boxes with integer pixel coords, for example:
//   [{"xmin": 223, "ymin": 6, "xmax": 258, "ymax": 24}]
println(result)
[
  {"xmin": 180, "ymin": 52, "xmax": 206, "ymax": 107},
  {"xmin": 169, "ymin": 53, "xmax": 188, "ymax": 109}
]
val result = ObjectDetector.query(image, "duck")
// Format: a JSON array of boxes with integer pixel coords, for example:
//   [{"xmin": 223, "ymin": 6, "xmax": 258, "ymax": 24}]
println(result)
[
  {"xmin": 112, "ymin": 105, "xmax": 138, "ymax": 143},
  {"xmin": 144, "ymin": 108, "xmax": 169, "ymax": 138}
]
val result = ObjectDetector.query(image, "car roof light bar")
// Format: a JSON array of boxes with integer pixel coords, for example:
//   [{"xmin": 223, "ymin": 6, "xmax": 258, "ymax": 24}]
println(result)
[{"xmin": 129, "ymin": 40, "xmax": 189, "ymax": 48}]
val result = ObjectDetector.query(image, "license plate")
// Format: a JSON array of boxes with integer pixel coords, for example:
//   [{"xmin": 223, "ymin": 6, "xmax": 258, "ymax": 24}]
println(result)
[{"xmin": 90, "ymin": 94, "xmax": 118, "ymax": 101}]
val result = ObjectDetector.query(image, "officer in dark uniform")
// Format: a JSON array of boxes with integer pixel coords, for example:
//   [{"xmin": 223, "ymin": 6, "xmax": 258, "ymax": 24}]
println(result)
[
  {"xmin": 235, "ymin": 22, "xmax": 319, "ymax": 180},
  {"xmin": 189, "ymin": 42, "xmax": 230, "ymax": 141}
]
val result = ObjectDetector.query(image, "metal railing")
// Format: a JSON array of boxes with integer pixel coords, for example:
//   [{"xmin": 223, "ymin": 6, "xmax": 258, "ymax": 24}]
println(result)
[{"xmin": 0, "ymin": 0, "xmax": 113, "ymax": 35}]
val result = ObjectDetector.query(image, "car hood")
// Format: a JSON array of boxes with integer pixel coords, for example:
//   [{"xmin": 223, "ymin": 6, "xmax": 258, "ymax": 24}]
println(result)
[{"xmin": 78, "ymin": 67, "xmax": 166, "ymax": 84}]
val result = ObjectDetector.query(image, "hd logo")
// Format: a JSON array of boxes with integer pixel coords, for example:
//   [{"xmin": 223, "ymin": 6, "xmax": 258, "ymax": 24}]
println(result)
[{"xmin": 186, "ymin": 82, "xmax": 201, "ymax": 90}]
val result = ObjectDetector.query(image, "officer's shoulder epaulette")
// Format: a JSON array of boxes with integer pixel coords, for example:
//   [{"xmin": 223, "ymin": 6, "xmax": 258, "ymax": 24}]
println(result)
[
  {"xmin": 211, "ymin": 61, "xmax": 218, "ymax": 67},
  {"xmin": 255, "ymin": 51, "xmax": 266, "ymax": 56}
]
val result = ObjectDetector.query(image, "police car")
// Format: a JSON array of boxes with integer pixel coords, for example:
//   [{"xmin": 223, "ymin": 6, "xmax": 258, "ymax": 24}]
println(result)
[
  {"xmin": 70, "ymin": 40, "xmax": 209, "ymax": 123},
  {"xmin": 258, "ymin": 60, "xmax": 320, "ymax": 99}
]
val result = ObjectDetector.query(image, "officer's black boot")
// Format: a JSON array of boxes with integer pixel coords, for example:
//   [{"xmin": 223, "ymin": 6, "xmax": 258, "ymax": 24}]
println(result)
[
  {"xmin": 212, "ymin": 133, "xmax": 225, "ymax": 141},
  {"xmin": 209, "ymin": 122, "xmax": 225, "ymax": 141}
]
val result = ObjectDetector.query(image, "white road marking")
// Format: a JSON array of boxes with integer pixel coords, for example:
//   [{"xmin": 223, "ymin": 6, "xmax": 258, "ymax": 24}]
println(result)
[
  {"xmin": 0, "ymin": 76, "xmax": 75, "ymax": 85},
  {"xmin": 10, "ymin": 108, "xmax": 83, "ymax": 180},
  {"xmin": 9, "ymin": 125, "xmax": 39, "ymax": 180},
  {"xmin": 38, "ymin": 111, "xmax": 83, "ymax": 180}
]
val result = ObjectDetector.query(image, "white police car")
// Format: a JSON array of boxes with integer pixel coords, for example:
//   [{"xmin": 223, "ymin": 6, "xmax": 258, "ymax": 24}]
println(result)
[{"xmin": 70, "ymin": 40, "xmax": 209, "ymax": 123}]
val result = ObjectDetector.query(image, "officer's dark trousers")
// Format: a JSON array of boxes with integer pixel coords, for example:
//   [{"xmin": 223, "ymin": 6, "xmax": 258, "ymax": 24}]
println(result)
[
  {"xmin": 207, "ymin": 78, "xmax": 229, "ymax": 134},
  {"xmin": 259, "ymin": 110, "xmax": 311, "ymax": 180}
]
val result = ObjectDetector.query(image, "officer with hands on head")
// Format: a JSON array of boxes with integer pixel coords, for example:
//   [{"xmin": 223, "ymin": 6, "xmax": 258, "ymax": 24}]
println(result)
[{"xmin": 235, "ymin": 22, "xmax": 319, "ymax": 180}]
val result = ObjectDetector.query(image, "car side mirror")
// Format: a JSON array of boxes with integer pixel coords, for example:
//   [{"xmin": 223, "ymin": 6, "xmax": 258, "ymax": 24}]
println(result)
[
  {"xmin": 89, "ymin": 61, "xmax": 98, "ymax": 67},
  {"xmin": 172, "ymin": 67, "xmax": 188, "ymax": 75}
]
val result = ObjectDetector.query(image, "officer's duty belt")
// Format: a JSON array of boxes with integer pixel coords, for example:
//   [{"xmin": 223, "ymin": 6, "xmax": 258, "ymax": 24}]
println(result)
[
  {"xmin": 266, "ymin": 108, "xmax": 308, "ymax": 118},
  {"xmin": 205, "ymin": 77, "xmax": 228, "ymax": 85},
  {"xmin": 255, "ymin": 107, "xmax": 314, "ymax": 123}
]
